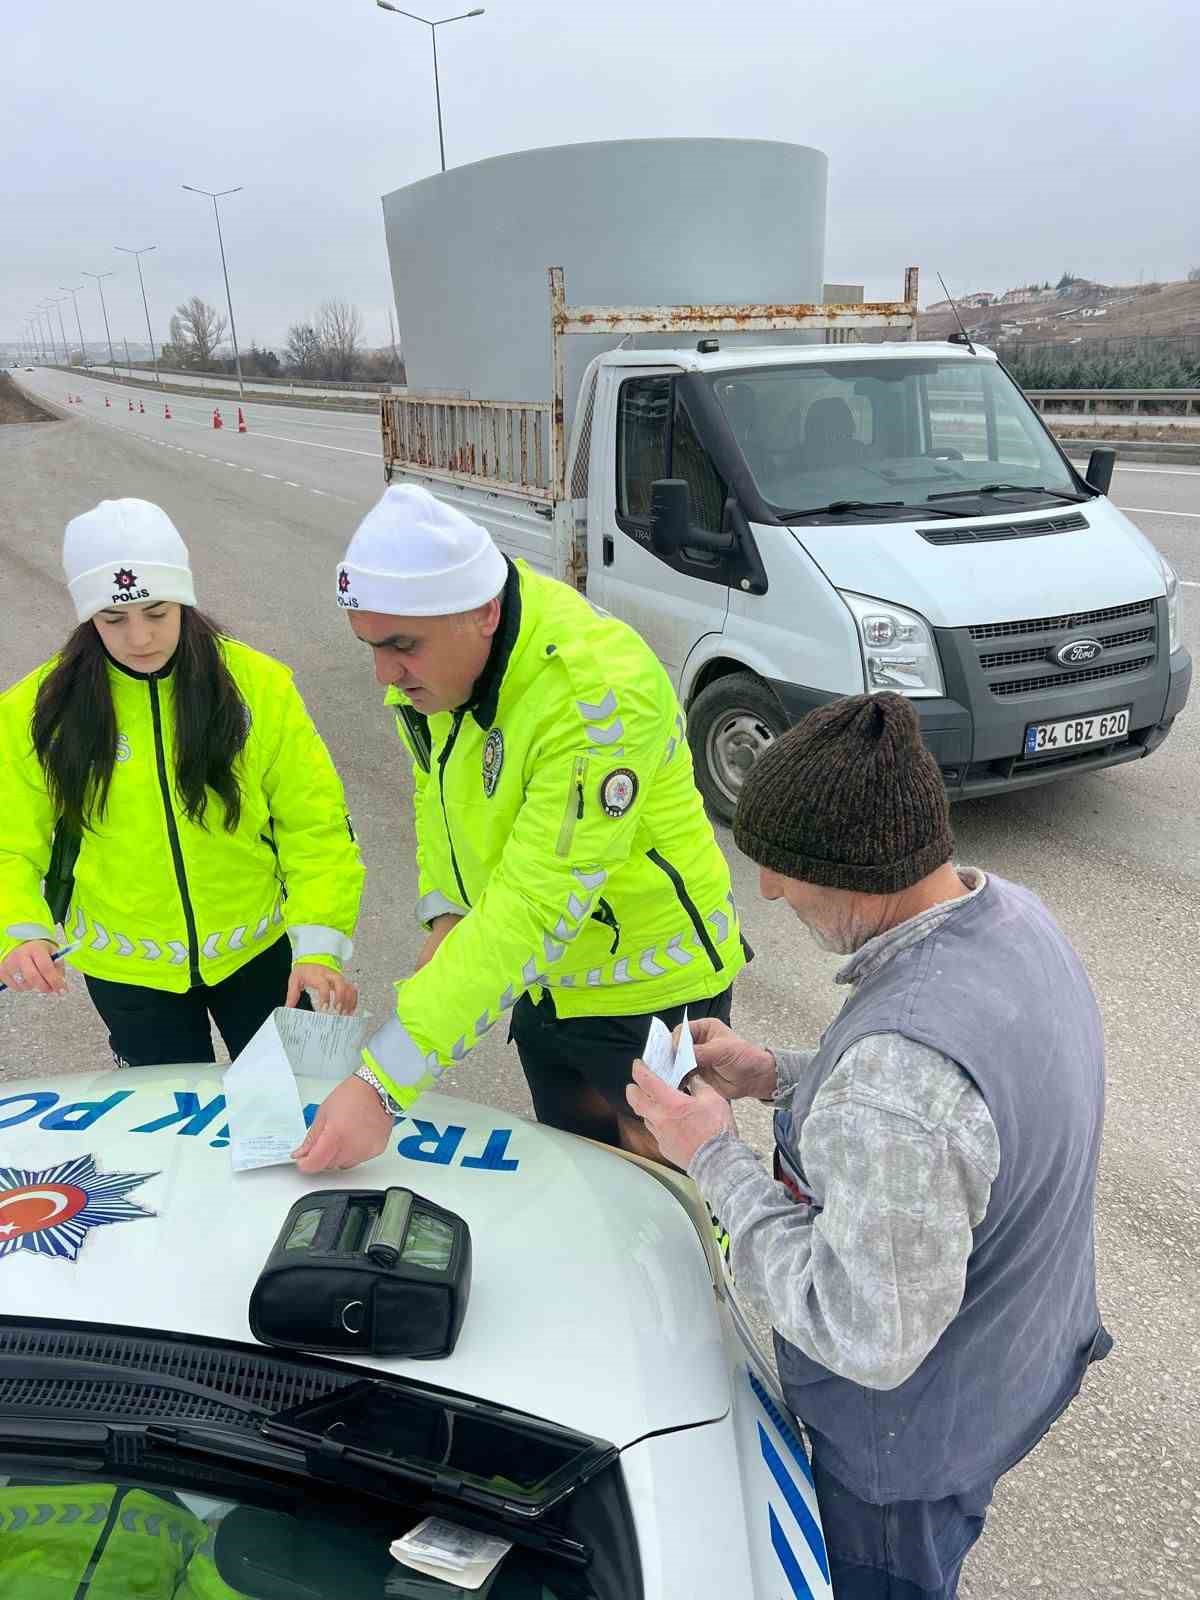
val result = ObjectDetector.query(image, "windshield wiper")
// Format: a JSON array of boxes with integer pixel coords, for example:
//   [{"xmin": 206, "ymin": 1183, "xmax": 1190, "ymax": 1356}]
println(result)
[
  {"xmin": 926, "ymin": 483, "xmax": 1091, "ymax": 503},
  {"xmin": 780, "ymin": 498, "xmax": 966, "ymax": 520},
  {"xmin": 0, "ymin": 1354, "xmax": 268, "ymax": 1420}
]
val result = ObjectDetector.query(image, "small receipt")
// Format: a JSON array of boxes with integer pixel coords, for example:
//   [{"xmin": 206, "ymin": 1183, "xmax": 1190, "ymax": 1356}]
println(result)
[
  {"xmin": 642, "ymin": 1009, "xmax": 698, "ymax": 1090},
  {"xmin": 390, "ymin": 1516, "xmax": 511, "ymax": 1590}
]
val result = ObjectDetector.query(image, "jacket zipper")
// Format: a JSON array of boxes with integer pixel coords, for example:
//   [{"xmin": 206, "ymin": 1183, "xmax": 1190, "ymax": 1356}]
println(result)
[
  {"xmin": 438, "ymin": 708, "xmax": 471, "ymax": 907},
  {"xmin": 149, "ymin": 677, "xmax": 201, "ymax": 985},
  {"xmin": 555, "ymin": 756, "xmax": 588, "ymax": 857},
  {"xmin": 591, "ymin": 896, "xmax": 621, "ymax": 955},
  {"xmin": 398, "ymin": 704, "xmax": 432, "ymax": 774},
  {"xmin": 646, "ymin": 847, "xmax": 724, "ymax": 974}
]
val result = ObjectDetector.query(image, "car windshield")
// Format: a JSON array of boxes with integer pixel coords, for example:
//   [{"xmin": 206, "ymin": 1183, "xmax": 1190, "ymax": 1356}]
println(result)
[
  {"xmin": 0, "ymin": 1467, "xmax": 611, "ymax": 1598},
  {"xmin": 709, "ymin": 356, "xmax": 1083, "ymax": 521},
  {"xmin": 0, "ymin": 1326, "xmax": 636, "ymax": 1599}
]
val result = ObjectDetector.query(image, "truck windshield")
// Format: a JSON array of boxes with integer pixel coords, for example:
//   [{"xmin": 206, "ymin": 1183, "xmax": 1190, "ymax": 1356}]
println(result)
[{"xmin": 709, "ymin": 356, "xmax": 1084, "ymax": 521}]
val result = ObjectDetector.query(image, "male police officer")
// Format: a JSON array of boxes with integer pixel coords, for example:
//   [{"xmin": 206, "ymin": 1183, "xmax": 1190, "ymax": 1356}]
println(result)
[{"xmin": 295, "ymin": 485, "xmax": 745, "ymax": 1171}]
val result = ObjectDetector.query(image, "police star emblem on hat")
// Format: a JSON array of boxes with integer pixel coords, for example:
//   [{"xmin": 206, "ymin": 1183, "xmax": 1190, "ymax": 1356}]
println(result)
[{"xmin": 114, "ymin": 567, "xmax": 138, "ymax": 591}]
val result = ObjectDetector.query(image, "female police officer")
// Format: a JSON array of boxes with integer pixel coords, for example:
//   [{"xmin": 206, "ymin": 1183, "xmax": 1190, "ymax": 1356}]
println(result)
[{"xmin": 0, "ymin": 498, "xmax": 363, "ymax": 1064}]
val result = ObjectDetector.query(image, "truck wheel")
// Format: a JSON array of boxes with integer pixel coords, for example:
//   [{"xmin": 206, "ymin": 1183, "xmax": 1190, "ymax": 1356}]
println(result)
[{"xmin": 687, "ymin": 674, "xmax": 790, "ymax": 825}]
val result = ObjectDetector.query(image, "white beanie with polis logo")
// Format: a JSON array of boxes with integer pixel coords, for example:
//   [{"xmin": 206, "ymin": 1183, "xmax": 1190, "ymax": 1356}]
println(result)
[
  {"xmin": 336, "ymin": 485, "xmax": 507, "ymax": 616},
  {"xmin": 63, "ymin": 498, "xmax": 196, "ymax": 624}
]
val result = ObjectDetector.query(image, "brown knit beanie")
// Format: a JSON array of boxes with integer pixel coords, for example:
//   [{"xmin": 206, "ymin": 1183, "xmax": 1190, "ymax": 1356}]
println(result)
[{"xmin": 733, "ymin": 693, "xmax": 953, "ymax": 894}]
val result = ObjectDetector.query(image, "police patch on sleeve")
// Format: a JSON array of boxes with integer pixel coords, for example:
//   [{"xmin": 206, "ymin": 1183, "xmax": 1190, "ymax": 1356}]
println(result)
[
  {"xmin": 482, "ymin": 727, "xmax": 504, "ymax": 797},
  {"xmin": 600, "ymin": 768, "xmax": 638, "ymax": 817}
]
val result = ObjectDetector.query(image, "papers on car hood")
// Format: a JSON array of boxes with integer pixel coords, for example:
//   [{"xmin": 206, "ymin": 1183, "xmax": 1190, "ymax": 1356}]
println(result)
[{"xmin": 224, "ymin": 1007, "xmax": 370, "ymax": 1173}]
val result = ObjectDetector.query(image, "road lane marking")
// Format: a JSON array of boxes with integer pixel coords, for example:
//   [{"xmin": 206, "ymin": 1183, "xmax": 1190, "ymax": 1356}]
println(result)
[{"xmin": 1116, "ymin": 506, "xmax": 1200, "ymax": 519}]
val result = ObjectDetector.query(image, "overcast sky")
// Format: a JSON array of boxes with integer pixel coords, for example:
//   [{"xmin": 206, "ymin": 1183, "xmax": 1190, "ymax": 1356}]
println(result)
[{"xmin": 4, "ymin": 0, "xmax": 1197, "ymax": 353}]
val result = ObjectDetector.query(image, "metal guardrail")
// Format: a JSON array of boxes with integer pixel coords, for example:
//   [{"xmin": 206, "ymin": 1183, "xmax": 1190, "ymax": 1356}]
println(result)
[
  {"xmin": 70, "ymin": 363, "xmax": 401, "ymax": 396},
  {"xmin": 1025, "ymin": 388, "xmax": 1200, "ymax": 416}
]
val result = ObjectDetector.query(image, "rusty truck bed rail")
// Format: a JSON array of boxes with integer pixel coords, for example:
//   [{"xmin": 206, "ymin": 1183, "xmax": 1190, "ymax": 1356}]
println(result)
[
  {"xmin": 381, "ymin": 393, "xmax": 553, "ymax": 495},
  {"xmin": 383, "ymin": 265, "xmax": 920, "ymax": 505}
]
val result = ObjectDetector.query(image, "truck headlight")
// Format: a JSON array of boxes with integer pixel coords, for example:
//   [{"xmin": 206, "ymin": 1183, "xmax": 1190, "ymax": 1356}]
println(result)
[
  {"xmin": 840, "ymin": 592, "xmax": 945, "ymax": 698},
  {"xmin": 1161, "ymin": 554, "xmax": 1182, "ymax": 655}
]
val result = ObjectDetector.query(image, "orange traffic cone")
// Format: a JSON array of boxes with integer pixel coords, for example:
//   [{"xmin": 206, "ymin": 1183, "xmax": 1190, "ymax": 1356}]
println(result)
[
  {"xmin": 164, "ymin": 403, "xmax": 172, "ymax": 421},
  {"xmin": 128, "ymin": 399, "xmax": 134, "ymax": 412},
  {"xmin": 138, "ymin": 400, "xmax": 145, "ymax": 414},
  {"xmin": 237, "ymin": 407, "xmax": 247, "ymax": 434},
  {"xmin": 212, "ymin": 407, "xmax": 223, "ymax": 430}
]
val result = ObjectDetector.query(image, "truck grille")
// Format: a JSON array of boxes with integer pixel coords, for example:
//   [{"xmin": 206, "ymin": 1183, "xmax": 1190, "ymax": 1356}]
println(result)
[
  {"xmin": 979, "ymin": 627, "xmax": 1153, "ymax": 671},
  {"xmin": 920, "ymin": 511, "xmax": 1088, "ymax": 546},
  {"xmin": 969, "ymin": 599, "xmax": 1153, "ymax": 642},
  {"xmin": 991, "ymin": 656, "xmax": 1155, "ymax": 698},
  {"xmin": 963, "ymin": 598, "xmax": 1159, "ymax": 700}
]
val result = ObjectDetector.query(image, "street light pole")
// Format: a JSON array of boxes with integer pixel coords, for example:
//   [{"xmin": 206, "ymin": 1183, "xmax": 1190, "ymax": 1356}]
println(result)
[
  {"xmin": 115, "ymin": 245, "xmax": 161, "ymax": 383},
  {"xmin": 39, "ymin": 302, "xmax": 63, "ymax": 364},
  {"xmin": 82, "ymin": 271, "xmax": 116, "ymax": 369},
  {"xmin": 60, "ymin": 285, "xmax": 87, "ymax": 366},
  {"xmin": 52, "ymin": 299, "xmax": 71, "ymax": 365},
  {"xmin": 47, "ymin": 303, "xmax": 63, "ymax": 362},
  {"xmin": 375, "ymin": 3, "xmax": 486, "ymax": 173},
  {"xmin": 182, "ymin": 185, "xmax": 245, "ymax": 400}
]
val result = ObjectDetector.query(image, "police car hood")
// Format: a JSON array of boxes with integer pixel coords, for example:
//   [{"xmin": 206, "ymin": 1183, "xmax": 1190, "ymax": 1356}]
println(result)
[{"xmin": 0, "ymin": 1066, "xmax": 729, "ymax": 1447}]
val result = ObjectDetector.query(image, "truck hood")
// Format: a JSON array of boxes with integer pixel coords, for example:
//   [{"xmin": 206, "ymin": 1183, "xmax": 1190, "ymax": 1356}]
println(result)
[
  {"xmin": 787, "ymin": 497, "xmax": 1166, "ymax": 628},
  {"xmin": 0, "ymin": 1066, "xmax": 729, "ymax": 1448}
]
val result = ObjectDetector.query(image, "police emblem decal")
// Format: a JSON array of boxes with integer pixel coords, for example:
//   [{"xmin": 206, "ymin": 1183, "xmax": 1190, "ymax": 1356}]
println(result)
[
  {"xmin": 600, "ymin": 768, "xmax": 638, "ymax": 817},
  {"xmin": 483, "ymin": 728, "xmax": 504, "ymax": 797},
  {"xmin": 0, "ymin": 1154, "xmax": 159, "ymax": 1263}
]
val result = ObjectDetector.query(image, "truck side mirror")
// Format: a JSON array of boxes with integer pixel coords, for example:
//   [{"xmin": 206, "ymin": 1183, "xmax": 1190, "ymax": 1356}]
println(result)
[
  {"xmin": 650, "ymin": 479, "xmax": 691, "ymax": 558},
  {"xmin": 1085, "ymin": 447, "xmax": 1115, "ymax": 496}
]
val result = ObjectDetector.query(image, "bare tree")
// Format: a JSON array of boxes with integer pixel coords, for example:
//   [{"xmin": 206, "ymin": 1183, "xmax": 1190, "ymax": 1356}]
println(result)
[
  {"xmin": 285, "ymin": 322, "xmax": 322, "ymax": 376},
  {"xmin": 316, "ymin": 300, "xmax": 364, "ymax": 380},
  {"xmin": 170, "ymin": 297, "xmax": 228, "ymax": 367}
]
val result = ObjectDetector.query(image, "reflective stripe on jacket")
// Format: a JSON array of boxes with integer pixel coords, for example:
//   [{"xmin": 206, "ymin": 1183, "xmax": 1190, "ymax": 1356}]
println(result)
[
  {"xmin": 0, "ymin": 637, "xmax": 363, "ymax": 991},
  {"xmin": 364, "ymin": 560, "xmax": 745, "ymax": 1105},
  {"xmin": 0, "ymin": 1484, "xmax": 250, "ymax": 1598}
]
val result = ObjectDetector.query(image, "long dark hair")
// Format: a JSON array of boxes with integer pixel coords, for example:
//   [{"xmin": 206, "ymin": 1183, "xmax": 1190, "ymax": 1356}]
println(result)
[{"xmin": 32, "ymin": 608, "xmax": 249, "ymax": 835}]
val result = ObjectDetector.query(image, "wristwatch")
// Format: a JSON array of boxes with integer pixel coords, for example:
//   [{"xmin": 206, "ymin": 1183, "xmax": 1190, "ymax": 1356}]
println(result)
[{"xmin": 354, "ymin": 1063, "xmax": 404, "ymax": 1118}]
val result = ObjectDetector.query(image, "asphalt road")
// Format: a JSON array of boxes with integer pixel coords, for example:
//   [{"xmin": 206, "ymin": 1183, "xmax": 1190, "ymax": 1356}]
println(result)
[{"xmin": 3, "ymin": 366, "xmax": 1199, "ymax": 1597}]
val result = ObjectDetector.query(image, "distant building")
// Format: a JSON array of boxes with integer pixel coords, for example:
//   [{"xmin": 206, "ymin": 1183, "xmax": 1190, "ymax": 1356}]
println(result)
[{"xmin": 960, "ymin": 291, "xmax": 995, "ymax": 308}]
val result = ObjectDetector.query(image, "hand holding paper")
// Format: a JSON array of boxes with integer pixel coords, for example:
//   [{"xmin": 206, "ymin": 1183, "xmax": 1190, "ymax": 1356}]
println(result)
[{"xmin": 641, "ymin": 1010, "xmax": 699, "ymax": 1090}]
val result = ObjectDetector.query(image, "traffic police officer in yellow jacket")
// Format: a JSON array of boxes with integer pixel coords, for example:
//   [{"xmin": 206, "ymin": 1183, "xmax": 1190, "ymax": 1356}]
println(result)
[
  {"xmin": 0, "ymin": 498, "xmax": 364, "ymax": 1065},
  {"xmin": 296, "ymin": 485, "xmax": 745, "ymax": 1170}
]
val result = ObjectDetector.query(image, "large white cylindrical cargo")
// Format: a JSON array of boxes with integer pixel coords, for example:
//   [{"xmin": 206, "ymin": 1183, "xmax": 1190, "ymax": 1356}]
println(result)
[{"xmin": 382, "ymin": 138, "xmax": 828, "ymax": 411}]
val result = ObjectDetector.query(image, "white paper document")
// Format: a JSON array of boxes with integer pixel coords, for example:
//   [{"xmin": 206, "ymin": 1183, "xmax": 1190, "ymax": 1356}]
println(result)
[
  {"xmin": 224, "ymin": 1006, "xmax": 371, "ymax": 1173},
  {"xmin": 272, "ymin": 1004, "xmax": 370, "ymax": 1077},
  {"xmin": 642, "ymin": 1009, "xmax": 699, "ymax": 1090},
  {"xmin": 389, "ymin": 1517, "xmax": 510, "ymax": 1591}
]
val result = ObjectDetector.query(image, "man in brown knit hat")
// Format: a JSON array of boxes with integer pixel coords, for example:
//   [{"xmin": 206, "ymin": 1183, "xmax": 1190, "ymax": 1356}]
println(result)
[{"xmin": 627, "ymin": 692, "xmax": 1111, "ymax": 1600}]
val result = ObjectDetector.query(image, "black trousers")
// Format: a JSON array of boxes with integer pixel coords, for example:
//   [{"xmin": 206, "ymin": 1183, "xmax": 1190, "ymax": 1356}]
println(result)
[
  {"xmin": 84, "ymin": 936, "xmax": 307, "ymax": 1067},
  {"xmin": 510, "ymin": 985, "xmax": 734, "ymax": 1144}
]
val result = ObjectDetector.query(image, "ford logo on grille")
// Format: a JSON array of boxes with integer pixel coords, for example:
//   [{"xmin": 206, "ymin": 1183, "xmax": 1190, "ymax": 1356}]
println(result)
[{"xmin": 1054, "ymin": 637, "xmax": 1103, "ymax": 667}]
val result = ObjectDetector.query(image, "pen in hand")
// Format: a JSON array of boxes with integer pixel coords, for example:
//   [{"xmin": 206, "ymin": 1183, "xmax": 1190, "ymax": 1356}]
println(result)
[{"xmin": 0, "ymin": 942, "xmax": 80, "ymax": 995}]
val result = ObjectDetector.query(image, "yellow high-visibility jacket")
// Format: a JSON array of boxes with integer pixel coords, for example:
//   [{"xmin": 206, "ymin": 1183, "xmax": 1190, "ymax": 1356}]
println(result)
[
  {"xmin": 0, "ymin": 638, "xmax": 363, "ymax": 990},
  {"xmin": 0, "ymin": 1484, "xmax": 250, "ymax": 1598},
  {"xmin": 364, "ymin": 560, "xmax": 745, "ymax": 1107}
]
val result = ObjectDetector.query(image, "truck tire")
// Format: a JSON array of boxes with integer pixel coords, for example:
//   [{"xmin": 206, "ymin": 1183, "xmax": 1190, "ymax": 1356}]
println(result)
[{"xmin": 687, "ymin": 673, "xmax": 790, "ymax": 826}]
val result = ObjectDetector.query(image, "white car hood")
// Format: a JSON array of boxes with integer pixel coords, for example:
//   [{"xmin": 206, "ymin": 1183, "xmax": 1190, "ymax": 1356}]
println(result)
[
  {"xmin": 0, "ymin": 1066, "xmax": 729, "ymax": 1447},
  {"xmin": 789, "ymin": 497, "xmax": 1165, "ymax": 628}
]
